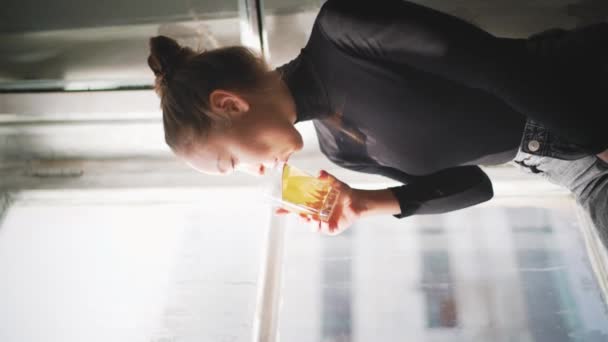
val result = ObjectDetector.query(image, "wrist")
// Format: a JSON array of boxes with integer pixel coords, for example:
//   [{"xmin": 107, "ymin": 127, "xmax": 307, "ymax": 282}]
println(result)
[{"xmin": 355, "ymin": 188, "xmax": 402, "ymax": 217}]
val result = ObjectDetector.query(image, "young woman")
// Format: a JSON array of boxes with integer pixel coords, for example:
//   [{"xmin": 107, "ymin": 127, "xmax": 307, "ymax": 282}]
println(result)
[{"xmin": 147, "ymin": 0, "xmax": 608, "ymax": 243}]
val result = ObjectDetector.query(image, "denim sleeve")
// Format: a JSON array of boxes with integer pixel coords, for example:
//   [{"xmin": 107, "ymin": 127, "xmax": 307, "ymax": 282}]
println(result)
[
  {"xmin": 318, "ymin": 0, "xmax": 608, "ymax": 153},
  {"xmin": 387, "ymin": 166, "xmax": 494, "ymax": 218}
]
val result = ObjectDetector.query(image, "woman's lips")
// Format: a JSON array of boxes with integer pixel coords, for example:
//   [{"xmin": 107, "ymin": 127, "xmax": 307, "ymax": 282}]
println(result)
[
  {"xmin": 258, "ymin": 153, "xmax": 292, "ymax": 176},
  {"xmin": 280, "ymin": 151, "xmax": 293, "ymax": 163}
]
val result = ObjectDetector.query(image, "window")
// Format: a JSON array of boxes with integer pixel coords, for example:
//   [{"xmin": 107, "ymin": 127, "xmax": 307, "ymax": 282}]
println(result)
[
  {"xmin": 421, "ymin": 250, "xmax": 458, "ymax": 329},
  {"xmin": 0, "ymin": 188, "xmax": 269, "ymax": 342},
  {"xmin": 277, "ymin": 201, "xmax": 608, "ymax": 341},
  {"xmin": 3, "ymin": 1, "xmax": 608, "ymax": 341},
  {"xmin": 0, "ymin": 0, "xmax": 240, "ymax": 91}
]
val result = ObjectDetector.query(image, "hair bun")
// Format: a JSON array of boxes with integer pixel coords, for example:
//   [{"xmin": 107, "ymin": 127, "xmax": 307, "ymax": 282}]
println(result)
[{"xmin": 148, "ymin": 36, "xmax": 182, "ymax": 80}]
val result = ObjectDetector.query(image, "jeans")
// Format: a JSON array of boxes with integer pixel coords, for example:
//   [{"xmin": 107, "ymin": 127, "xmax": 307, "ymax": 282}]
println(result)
[{"xmin": 510, "ymin": 119, "xmax": 608, "ymax": 249}]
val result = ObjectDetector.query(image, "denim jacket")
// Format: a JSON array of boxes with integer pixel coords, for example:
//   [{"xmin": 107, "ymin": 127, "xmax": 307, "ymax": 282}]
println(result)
[{"xmin": 520, "ymin": 119, "xmax": 592, "ymax": 161}]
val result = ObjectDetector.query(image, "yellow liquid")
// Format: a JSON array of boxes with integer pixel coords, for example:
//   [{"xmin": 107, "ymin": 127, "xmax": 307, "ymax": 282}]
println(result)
[{"xmin": 281, "ymin": 164, "xmax": 339, "ymax": 220}]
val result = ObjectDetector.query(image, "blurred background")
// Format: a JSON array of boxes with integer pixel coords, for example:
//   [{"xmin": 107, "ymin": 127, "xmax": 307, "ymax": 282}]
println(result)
[{"xmin": 1, "ymin": 1, "xmax": 608, "ymax": 342}]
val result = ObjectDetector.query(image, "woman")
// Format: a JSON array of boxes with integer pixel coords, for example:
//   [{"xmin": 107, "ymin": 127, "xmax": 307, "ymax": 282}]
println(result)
[{"xmin": 147, "ymin": 0, "xmax": 608, "ymax": 241}]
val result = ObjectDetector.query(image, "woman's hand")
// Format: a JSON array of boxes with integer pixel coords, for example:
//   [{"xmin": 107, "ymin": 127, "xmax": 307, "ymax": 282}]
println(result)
[{"xmin": 274, "ymin": 170, "xmax": 367, "ymax": 236}]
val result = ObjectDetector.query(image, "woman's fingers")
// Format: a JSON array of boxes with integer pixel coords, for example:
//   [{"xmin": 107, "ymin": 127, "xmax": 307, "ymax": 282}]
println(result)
[
  {"xmin": 299, "ymin": 213, "xmax": 312, "ymax": 224},
  {"xmin": 275, "ymin": 207, "xmax": 341, "ymax": 236},
  {"xmin": 328, "ymin": 218, "xmax": 338, "ymax": 232},
  {"xmin": 309, "ymin": 219, "xmax": 321, "ymax": 233},
  {"xmin": 274, "ymin": 208, "xmax": 290, "ymax": 215},
  {"xmin": 304, "ymin": 216, "xmax": 343, "ymax": 236},
  {"xmin": 318, "ymin": 169, "xmax": 336, "ymax": 183},
  {"xmin": 319, "ymin": 170, "xmax": 344, "ymax": 193},
  {"xmin": 319, "ymin": 221, "xmax": 329, "ymax": 235},
  {"xmin": 275, "ymin": 199, "xmax": 342, "ymax": 236},
  {"xmin": 320, "ymin": 220, "xmax": 341, "ymax": 236},
  {"xmin": 274, "ymin": 209, "xmax": 317, "ymax": 227}
]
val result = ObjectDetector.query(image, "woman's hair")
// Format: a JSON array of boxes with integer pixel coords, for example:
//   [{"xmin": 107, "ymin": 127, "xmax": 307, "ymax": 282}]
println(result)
[
  {"xmin": 148, "ymin": 35, "xmax": 366, "ymax": 155},
  {"xmin": 147, "ymin": 35, "xmax": 269, "ymax": 153}
]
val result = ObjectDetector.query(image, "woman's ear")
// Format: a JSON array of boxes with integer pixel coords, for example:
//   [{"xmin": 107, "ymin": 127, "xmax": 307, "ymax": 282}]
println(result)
[{"xmin": 209, "ymin": 90, "xmax": 250, "ymax": 117}]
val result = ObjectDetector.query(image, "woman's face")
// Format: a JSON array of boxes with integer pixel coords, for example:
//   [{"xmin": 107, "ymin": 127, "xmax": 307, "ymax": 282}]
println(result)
[{"xmin": 180, "ymin": 107, "xmax": 303, "ymax": 176}]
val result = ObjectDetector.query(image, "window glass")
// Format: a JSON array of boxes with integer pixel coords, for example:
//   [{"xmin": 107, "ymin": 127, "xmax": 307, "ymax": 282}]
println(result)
[
  {"xmin": 0, "ymin": 0, "xmax": 240, "ymax": 91},
  {"xmin": 0, "ymin": 188, "xmax": 268, "ymax": 342},
  {"xmin": 277, "ymin": 202, "xmax": 608, "ymax": 341}
]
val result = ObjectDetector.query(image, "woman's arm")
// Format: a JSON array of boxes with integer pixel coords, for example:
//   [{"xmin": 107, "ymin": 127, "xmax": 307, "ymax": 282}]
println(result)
[
  {"xmin": 356, "ymin": 188, "xmax": 402, "ymax": 217},
  {"xmin": 353, "ymin": 165, "xmax": 494, "ymax": 218},
  {"xmin": 301, "ymin": 166, "xmax": 492, "ymax": 234},
  {"xmin": 385, "ymin": 165, "xmax": 493, "ymax": 218},
  {"xmin": 318, "ymin": 0, "xmax": 608, "ymax": 152}
]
